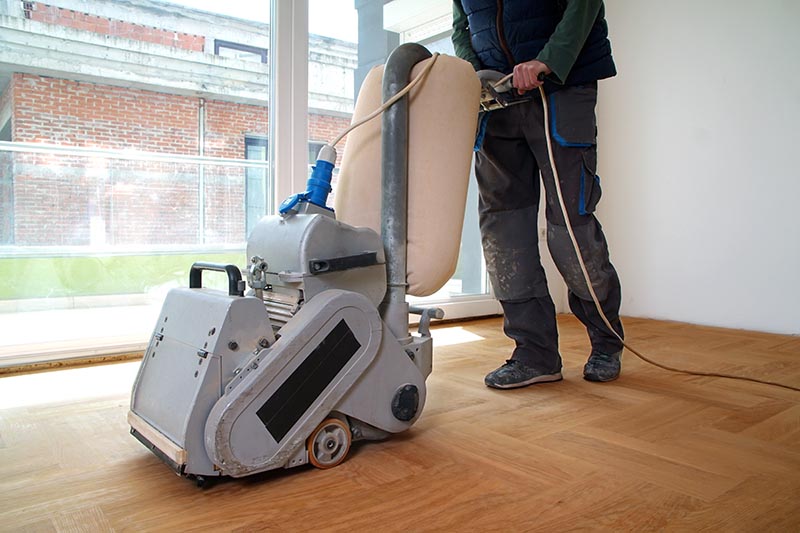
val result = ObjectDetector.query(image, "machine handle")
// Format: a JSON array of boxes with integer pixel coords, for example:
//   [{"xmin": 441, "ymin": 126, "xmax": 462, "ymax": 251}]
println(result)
[{"xmin": 189, "ymin": 262, "xmax": 244, "ymax": 297}]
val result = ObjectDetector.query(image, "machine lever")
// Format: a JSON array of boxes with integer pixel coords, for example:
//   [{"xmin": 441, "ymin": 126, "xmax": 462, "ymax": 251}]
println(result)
[{"xmin": 409, "ymin": 306, "xmax": 444, "ymax": 337}]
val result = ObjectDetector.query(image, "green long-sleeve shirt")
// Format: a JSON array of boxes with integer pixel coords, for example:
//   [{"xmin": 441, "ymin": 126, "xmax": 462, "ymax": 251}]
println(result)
[{"xmin": 451, "ymin": 0, "xmax": 604, "ymax": 84}]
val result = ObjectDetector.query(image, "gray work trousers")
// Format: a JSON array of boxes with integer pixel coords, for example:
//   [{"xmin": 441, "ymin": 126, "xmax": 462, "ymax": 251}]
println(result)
[{"xmin": 475, "ymin": 82, "xmax": 623, "ymax": 371}]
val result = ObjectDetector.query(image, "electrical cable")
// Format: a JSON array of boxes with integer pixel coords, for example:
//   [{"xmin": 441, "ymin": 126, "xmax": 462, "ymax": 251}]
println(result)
[
  {"xmin": 531, "ymin": 83, "xmax": 800, "ymax": 393},
  {"xmin": 328, "ymin": 53, "xmax": 440, "ymax": 148},
  {"xmin": 295, "ymin": 53, "xmax": 440, "ymax": 215}
]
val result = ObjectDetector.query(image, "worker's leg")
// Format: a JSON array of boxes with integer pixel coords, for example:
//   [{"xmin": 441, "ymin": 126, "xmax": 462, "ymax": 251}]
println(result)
[
  {"xmin": 474, "ymin": 104, "xmax": 562, "ymax": 378},
  {"xmin": 524, "ymin": 84, "xmax": 625, "ymax": 363}
]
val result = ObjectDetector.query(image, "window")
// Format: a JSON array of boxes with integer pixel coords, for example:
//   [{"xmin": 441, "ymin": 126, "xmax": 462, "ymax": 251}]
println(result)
[
  {"xmin": 245, "ymin": 136, "xmax": 269, "ymax": 237},
  {"xmin": 0, "ymin": 0, "xmax": 272, "ymax": 366},
  {"xmin": 214, "ymin": 40, "xmax": 269, "ymax": 64},
  {"xmin": 0, "ymin": 0, "xmax": 501, "ymax": 368}
]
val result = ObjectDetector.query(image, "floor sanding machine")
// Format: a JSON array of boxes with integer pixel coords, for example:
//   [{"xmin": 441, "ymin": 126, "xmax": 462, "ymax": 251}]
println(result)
[{"xmin": 128, "ymin": 44, "xmax": 480, "ymax": 484}]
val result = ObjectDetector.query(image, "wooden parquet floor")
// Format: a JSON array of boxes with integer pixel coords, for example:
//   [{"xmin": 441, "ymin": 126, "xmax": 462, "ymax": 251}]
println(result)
[{"xmin": 0, "ymin": 315, "xmax": 799, "ymax": 532}]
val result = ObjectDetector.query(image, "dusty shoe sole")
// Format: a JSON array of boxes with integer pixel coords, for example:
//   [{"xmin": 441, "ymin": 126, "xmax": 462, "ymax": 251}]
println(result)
[{"xmin": 485, "ymin": 372, "xmax": 563, "ymax": 390}]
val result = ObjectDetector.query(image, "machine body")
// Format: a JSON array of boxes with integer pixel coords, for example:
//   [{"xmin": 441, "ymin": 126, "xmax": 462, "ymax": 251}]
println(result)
[
  {"xmin": 129, "ymin": 44, "xmax": 444, "ymax": 481},
  {"xmin": 130, "ymin": 206, "xmax": 432, "ymax": 478}
]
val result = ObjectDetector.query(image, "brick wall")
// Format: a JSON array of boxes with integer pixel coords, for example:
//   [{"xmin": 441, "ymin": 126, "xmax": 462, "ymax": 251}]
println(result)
[
  {"xmin": 27, "ymin": 2, "xmax": 205, "ymax": 52},
  {"xmin": 204, "ymin": 99, "xmax": 268, "ymax": 159},
  {"xmin": 13, "ymin": 74, "xmax": 199, "ymax": 152},
  {"xmin": 308, "ymin": 113, "xmax": 350, "ymax": 156},
  {"xmin": 308, "ymin": 114, "xmax": 352, "ymax": 207},
  {"xmin": 6, "ymin": 73, "xmax": 352, "ymax": 247}
]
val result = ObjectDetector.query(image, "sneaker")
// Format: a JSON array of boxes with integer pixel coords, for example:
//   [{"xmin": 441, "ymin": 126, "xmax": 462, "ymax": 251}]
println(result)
[
  {"xmin": 484, "ymin": 359, "xmax": 563, "ymax": 389},
  {"xmin": 583, "ymin": 351, "xmax": 622, "ymax": 382}
]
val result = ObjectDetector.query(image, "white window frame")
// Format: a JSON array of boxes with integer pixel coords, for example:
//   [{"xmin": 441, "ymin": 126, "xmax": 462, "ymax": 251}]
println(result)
[{"xmin": 270, "ymin": 0, "xmax": 309, "ymax": 213}]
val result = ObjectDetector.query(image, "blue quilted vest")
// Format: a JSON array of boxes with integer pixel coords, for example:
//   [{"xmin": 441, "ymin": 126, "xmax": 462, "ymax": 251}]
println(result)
[{"xmin": 459, "ymin": 0, "xmax": 616, "ymax": 85}]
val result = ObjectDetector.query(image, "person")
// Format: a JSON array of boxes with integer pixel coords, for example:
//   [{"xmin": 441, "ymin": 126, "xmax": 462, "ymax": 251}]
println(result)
[{"xmin": 452, "ymin": 0, "xmax": 625, "ymax": 389}]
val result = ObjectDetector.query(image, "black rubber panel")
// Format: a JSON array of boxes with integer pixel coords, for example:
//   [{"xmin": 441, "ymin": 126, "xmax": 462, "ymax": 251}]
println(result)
[
  {"xmin": 308, "ymin": 251, "xmax": 379, "ymax": 275},
  {"xmin": 256, "ymin": 319, "xmax": 361, "ymax": 442}
]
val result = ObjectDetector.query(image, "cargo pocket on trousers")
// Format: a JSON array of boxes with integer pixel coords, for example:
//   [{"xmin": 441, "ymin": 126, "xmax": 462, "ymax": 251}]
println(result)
[
  {"xmin": 548, "ymin": 84, "xmax": 598, "ymax": 147},
  {"xmin": 579, "ymin": 147, "xmax": 602, "ymax": 216}
]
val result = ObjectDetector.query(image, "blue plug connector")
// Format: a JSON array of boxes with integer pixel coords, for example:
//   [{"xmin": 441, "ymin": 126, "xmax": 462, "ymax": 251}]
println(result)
[{"xmin": 279, "ymin": 144, "xmax": 337, "ymax": 215}]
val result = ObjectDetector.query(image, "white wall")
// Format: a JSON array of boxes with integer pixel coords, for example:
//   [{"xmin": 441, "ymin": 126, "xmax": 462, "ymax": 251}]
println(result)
[{"xmin": 597, "ymin": 1, "xmax": 800, "ymax": 334}]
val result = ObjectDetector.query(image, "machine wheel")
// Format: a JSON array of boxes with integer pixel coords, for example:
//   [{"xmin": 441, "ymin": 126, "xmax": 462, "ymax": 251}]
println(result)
[{"xmin": 307, "ymin": 417, "xmax": 351, "ymax": 469}]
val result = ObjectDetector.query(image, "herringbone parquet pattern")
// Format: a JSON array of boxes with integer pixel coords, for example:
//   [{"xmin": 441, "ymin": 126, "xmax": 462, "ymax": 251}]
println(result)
[{"xmin": 0, "ymin": 315, "xmax": 798, "ymax": 531}]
